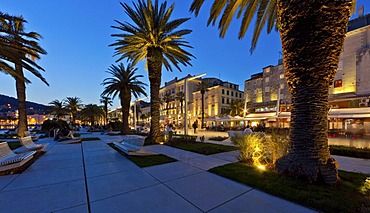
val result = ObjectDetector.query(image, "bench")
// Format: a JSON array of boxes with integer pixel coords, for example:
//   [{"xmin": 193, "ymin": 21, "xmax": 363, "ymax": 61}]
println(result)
[
  {"xmin": 24, "ymin": 131, "xmax": 39, "ymax": 141},
  {"xmin": 113, "ymin": 135, "xmax": 146, "ymax": 155},
  {"xmin": 13, "ymin": 136, "xmax": 48, "ymax": 154},
  {"xmin": 0, "ymin": 142, "xmax": 36, "ymax": 172}
]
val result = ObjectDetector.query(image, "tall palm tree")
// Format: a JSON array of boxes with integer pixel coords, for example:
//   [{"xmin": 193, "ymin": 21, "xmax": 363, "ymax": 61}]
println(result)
[
  {"xmin": 110, "ymin": 0, "xmax": 194, "ymax": 143},
  {"xmin": 175, "ymin": 91, "xmax": 185, "ymax": 115},
  {"xmin": 196, "ymin": 80, "xmax": 209, "ymax": 128},
  {"xmin": 64, "ymin": 97, "xmax": 83, "ymax": 125},
  {"xmin": 190, "ymin": 0, "xmax": 354, "ymax": 184},
  {"xmin": 229, "ymin": 99, "xmax": 244, "ymax": 117},
  {"xmin": 100, "ymin": 96, "xmax": 113, "ymax": 125},
  {"xmin": 101, "ymin": 63, "xmax": 147, "ymax": 135},
  {"xmin": 48, "ymin": 100, "xmax": 66, "ymax": 120},
  {"xmin": 0, "ymin": 14, "xmax": 48, "ymax": 137},
  {"xmin": 0, "ymin": 13, "xmax": 28, "ymax": 82},
  {"xmin": 162, "ymin": 93, "xmax": 173, "ymax": 118},
  {"xmin": 80, "ymin": 104, "xmax": 104, "ymax": 126}
]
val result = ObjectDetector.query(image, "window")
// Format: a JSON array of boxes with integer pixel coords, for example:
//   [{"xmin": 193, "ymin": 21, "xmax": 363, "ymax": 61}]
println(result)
[
  {"xmin": 227, "ymin": 90, "xmax": 229, "ymax": 95},
  {"xmin": 280, "ymin": 84, "xmax": 284, "ymax": 89},
  {"xmin": 231, "ymin": 91, "xmax": 234, "ymax": 96},
  {"xmin": 264, "ymin": 67, "xmax": 270, "ymax": 73},
  {"xmin": 334, "ymin": 80, "xmax": 342, "ymax": 88},
  {"xmin": 222, "ymin": 97, "xmax": 225, "ymax": 104},
  {"xmin": 280, "ymin": 73, "xmax": 284, "ymax": 79},
  {"xmin": 226, "ymin": 99, "xmax": 229, "ymax": 104},
  {"xmin": 265, "ymin": 87, "xmax": 270, "ymax": 92},
  {"xmin": 265, "ymin": 77, "xmax": 269, "ymax": 83},
  {"xmin": 222, "ymin": 89, "xmax": 224, "ymax": 94},
  {"xmin": 239, "ymin": 93, "xmax": 242, "ymax": 98},
  {"xmin": 235, "ymin": 92, "xmax": 237, "ymax": 97}
]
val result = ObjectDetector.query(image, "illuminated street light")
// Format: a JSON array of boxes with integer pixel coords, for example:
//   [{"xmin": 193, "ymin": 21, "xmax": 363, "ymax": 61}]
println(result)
[{"xmin": 184, "ymin": 73, "xmax": 206, "ymax": 135}]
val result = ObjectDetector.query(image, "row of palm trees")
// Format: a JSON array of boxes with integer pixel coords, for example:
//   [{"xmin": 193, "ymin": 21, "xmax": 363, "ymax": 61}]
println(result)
[
  {"xmin": 0, "ymin": 13, "xmax": 48, "ymax": 137},
  {"xmin": 109, "ymin": 0, "xmax": 355, "ymax": 184},
  {"xmin": 48, "ymin": 97, "xmax": 107, "ymax": 126}
]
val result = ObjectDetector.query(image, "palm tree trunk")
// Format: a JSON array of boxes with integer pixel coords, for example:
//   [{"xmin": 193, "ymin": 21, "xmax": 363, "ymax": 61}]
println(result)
[
  {"xmin": 105, "ymin": 104, "xmax": 108, "ymax": 125},
  {"xmin": 15, "ymin": 63, "xmax": 27, "ymax": 138},
  {"xmin": 147, "ymin": 47, "xmax": 163, "ymax": 143},
  {"xmin": 121, "ymin": 92, "xmax": 130, "ymax": 135},
  {"xmin": 201, "ymin": 92, "xmax": 205, "ymax": 128},
  {"xmin": 275, "ymin": 0, "xmax": 352, "ymax": 184}
]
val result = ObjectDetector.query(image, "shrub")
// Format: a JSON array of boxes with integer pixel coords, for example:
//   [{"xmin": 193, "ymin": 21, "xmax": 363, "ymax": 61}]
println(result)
[
  {"xmin": 41, "ymin": 120, "xmax": 68, "ymax": 133},
  {"xmin": 330, "ymin": 145, "xmax": 370, "ymax": 159},
  {"xmin": 231, "ymin": 131, "xmax": 290, "ymax": 169}
]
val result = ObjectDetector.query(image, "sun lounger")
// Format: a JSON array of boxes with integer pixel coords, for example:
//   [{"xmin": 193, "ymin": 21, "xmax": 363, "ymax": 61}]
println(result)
[
  {"xmin": 24, "ymin": 131, "xmax": 39, "ymax": 141},
  {"xmin": 0, "ymin": 142, "xmax": 35, "ymax": 172},
  {"xmin": 113, "ymin": 135, "xmax": 146, "ymax": 155},
  {"xmin": 13, "ymin": 136, "xmax": 48, "ymax": 154},
  {"xmin": 58, "ymin": 137, "xmax": 82, "ymax": 144}
]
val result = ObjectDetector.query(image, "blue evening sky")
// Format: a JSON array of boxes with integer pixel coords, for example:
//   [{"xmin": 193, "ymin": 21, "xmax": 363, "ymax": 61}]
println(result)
[{"xmin": 2, "ymin": 0, "xmax": 370, "ymax": 108}]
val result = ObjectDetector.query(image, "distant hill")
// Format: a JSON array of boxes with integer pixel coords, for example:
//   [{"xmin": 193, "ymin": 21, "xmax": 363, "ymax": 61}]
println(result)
[{"xmin": 0, "ymin": 94, "xmax": 47, "ymax": 111}]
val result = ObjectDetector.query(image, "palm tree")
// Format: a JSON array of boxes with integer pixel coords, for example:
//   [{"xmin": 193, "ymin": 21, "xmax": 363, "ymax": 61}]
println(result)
[
  {"xmin": 100, "ymin": 96, "xmax": 113, "ymax": 125},
  {"xmin": 110, "ymin": 0, "xmax": 194, "ymax": 143},
  {"xmin": 0, "ymin": 14, "xmax": 48, "ymax": 137},
  {"xmin": 175, "ymin": 91, "xmax": 185, "ymax": 115},
  {"xmin": 64, "ymin": 97, "xmax": 82, "ymax": 125},
  {"xmin": 196, "ymin": 80, "xmax": 209, "ymax": 128},
  {"xmin": 0, "ymin": 13, "xmax": 28, "ymax": 82},
  {"xmin": 190, "ymin": 0, "xmax": 354, "ymax": 184},
  {"xmin": 48, "ymin": 100, "xmax": 66, "ymax": 120},
  {"xmin": 101, "ymin": 63, "xmax": 147, "ymax": 135},
  {"xmin": 80, "ymin": 104, "xmax": 104, "ymax": 126},
  {"xmin": 162, "ymin": 93, "xmax": 173, "ymax": 118},
  {"xmin": 229, "ymin": 99, "xmax": 244, "ymax": 117}
]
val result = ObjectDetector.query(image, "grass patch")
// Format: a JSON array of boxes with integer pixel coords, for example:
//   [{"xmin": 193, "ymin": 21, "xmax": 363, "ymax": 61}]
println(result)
[
  {"xmin": 127, "ymin": 155, "xmax": 177, "ymax": 167},
  {"xmin": 167, "ymin": 141, "xmax": 238, "ymax": 155},
  {"xmin": 107, "ymin": 143, "xmax": 177, "ymax": 167},
  {"xmin": 208, "ymin": 136, "xmax": 229, "ymax": 141},
  {"xmin": 81, "ymin": 137, "xmax": 101, "ymax": 141},
  {"xmin": 330, "ymin": 145, "xmax": 370, "ymax": 159},
  {"xmin": 209, "ymin": 163, "xmax": 370, "ymax": 213},
  {"xmin": 0, "ymin": 151, "xmax": 45, "ymax": 176}
]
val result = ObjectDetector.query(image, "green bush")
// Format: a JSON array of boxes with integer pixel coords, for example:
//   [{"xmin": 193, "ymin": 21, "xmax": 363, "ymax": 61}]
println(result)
[
  {"xmin": 41, "ymin": 119, "xmax": 68, "ymax": 133},
  {"xmin": 330, "ymin": 145, "xmax": 370, "ymax": 159},
  {"xmin": 231, "ymin": 131, "xmax": 290, "ymax": 169}
]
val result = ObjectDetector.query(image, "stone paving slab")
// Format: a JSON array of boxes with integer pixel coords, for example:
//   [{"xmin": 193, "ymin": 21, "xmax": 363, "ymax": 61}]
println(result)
[
  {"xmin": 165, "ymin": 172, "xmax": 252, "ymax": 212},
  {"xmin": 54, "ymin": 204, "xmax": 89, "ymax": 213},
  {"xmin": 24, "ymin": 158, "xmax": 83, "ymax": 173},
  {"xmin": 3, "ymin": 166, "xmax": 84, "ymax": 191},
  {"xmin": 210, "ymin": 150, "xmax": 240, "ymax": 163},
  {"xmin": 87, "ymin": 169, "xmax": 160, "ymax": 202},
  {"xmin": 209, "ymin": 189, "xmax": 316, "ymax": 213},
  {"xmin": 0, "ymin": 174, "xmax": 19, "ymax": 191},
  {"xmin": 183, "ymin": 155, "xmax": 232, "ymax": 171},
  {"xmin": 333, "ymin": 155, "xmax": 370, "ymax": 174},
  {"xmin": 144, "ymin": 161, "xmax": 204, "ymax": 182},
  {"xmin": 0, "ymin": 180, "xmax": 87, "ymax": 213},
  {"xmin": 90, "ymin": 184, "xmax": 202, "ymax": 213},
  {"xmin": 85, "ymin": 159, "xmax": 139, "ymax": 178},
  {"xmin": 83, "ymin": 153, "xmax": 129, "ymax": 166}
]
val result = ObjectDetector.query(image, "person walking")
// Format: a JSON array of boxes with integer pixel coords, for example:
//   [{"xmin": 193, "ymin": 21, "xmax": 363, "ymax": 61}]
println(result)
[{"xmin": 192, "ymin": 120, "xmax": 198, "ymax": 134}]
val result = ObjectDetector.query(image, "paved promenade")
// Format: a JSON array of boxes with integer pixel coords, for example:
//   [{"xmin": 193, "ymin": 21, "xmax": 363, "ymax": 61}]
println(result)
[{"xmin": 0, "ymin": 133, "xmax": 368, "ymax": 212}]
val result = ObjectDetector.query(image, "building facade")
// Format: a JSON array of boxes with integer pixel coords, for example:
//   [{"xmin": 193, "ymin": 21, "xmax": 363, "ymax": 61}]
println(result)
[{"xmin": 244, "ymin": 11, "xmax": 370, "ymax": 134}]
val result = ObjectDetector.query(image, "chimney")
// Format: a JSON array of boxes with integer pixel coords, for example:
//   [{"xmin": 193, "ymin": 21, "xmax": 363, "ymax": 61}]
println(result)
[{"xmin": 358, "ymin": 6, "xmax": 364, "ymax": 17}]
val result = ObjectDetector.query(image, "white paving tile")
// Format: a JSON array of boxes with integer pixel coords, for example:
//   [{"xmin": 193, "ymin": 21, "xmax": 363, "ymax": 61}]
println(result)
[
  {"xmin": 144, "ymin": 161, "xmax": 204, "ymax": 182},
  {"xmin": 90, "ymin": 184, "xmax": 202, "ymax": 213},
  {"xmin": 165, "ymin": 172, "xmax": 251, "ymax": 212},
  {"xmin": 0, "ymin": 174, "xmax": 19, "ymax": 191}
]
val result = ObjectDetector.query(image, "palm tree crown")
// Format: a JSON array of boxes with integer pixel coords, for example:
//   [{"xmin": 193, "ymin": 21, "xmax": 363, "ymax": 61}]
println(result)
[
  {"xmin": 48, "ymin": 100, "xmax": 67, "ymax": 120},
  {"xmin": 110, "ymin": 0, "xmax": 194, "ymax": 142},
  {"xmin": 101, "ymin": 63, "xmax": 147, "ymax": 134},
  {"xmin": 64, "ymin": 97, "xmax": 83, "ymax": 124},
  {"xmin": 196, "ymin": 80, "xmax": 209, "ymax": 128},
  {"xmin": 100, "ymin": 96, "xmax": 113, "ymax": 125}
]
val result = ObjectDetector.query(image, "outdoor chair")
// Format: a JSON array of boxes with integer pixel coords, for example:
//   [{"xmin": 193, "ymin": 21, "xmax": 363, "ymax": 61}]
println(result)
[
  {"xmin": 113, "ymin": 135, "xmax": 146, "ymax": 155},
  {"xmin": 13, "ymin": 136, "xmax": 48, "ymax": 154},
  {"xmin": 24, "ymin": 131, "xmax": 39, "ymax": 141},
  {"xmin": 0, "ymin": 142, "xmax": 36, "ymax": 172}
]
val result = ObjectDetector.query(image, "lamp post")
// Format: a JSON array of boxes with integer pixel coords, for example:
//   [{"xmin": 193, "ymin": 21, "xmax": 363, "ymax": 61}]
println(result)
[
  {"xmin": 184, "ymin": 73, "xmax": 206, "ymax": 135},
  {"xmin": 132, "ymin": 96, "xmax": 148, "ymax": 131}
]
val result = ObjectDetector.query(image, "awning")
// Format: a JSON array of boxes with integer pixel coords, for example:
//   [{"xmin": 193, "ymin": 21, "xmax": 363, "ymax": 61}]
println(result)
[
  {"xmin": 328, "ymin": 108, "xmax": 370, "ymax": 118},
  {"xmin": 244, "ymin": 112, "xmax": 276, "ymax": 120}
]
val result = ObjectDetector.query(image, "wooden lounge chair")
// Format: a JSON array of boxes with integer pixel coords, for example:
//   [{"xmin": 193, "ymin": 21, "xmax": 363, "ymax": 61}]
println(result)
[
  {"xmin": 113, "ymin": 135, "xmax": 146, "ymax": 155},
  {"xmin": 0, "ymin": 142, "xmax": 36, "ymax": 172},
  {"xmin": 13, "ymin": 136, "xmax": 48, "ymax": 154},
  {"xmin": 24, "ymin": 131, "xmax": 39, "ymax": 141}
]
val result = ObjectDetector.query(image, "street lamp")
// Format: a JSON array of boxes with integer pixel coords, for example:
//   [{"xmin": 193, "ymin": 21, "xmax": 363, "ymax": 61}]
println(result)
[
  {"xmin": 184, "ymin": 73, "xmax": 206, "ymax": 135},
  {"xmin": 132, "ymin": 96, "xmax": 148, "ymax": 131}
]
